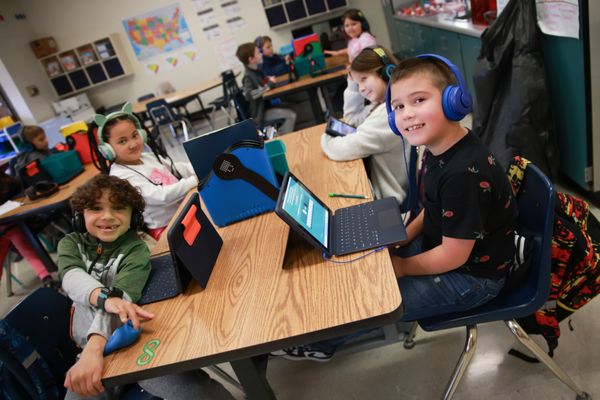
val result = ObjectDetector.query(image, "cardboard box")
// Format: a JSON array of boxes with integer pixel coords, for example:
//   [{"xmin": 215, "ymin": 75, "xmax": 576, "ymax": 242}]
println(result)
[{"xmin": 30, "ymin": 37, "xmax": 58, "ymax": 59}]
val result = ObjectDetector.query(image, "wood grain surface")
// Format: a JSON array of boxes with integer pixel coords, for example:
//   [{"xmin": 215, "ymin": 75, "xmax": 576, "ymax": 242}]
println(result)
[
  {"xmin": 102, "ymin": 124, "xmax": 401, "ymax": 384},
  {"xmin": 0, "ymin": 164, "xmax": 99, "ymax": 222}
]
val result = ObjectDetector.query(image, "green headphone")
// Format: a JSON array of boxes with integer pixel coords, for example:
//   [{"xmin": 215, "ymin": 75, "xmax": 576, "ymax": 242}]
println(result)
[{"xmin": 94, "ymin": 102, "xmax": 148, "ymax": 161}]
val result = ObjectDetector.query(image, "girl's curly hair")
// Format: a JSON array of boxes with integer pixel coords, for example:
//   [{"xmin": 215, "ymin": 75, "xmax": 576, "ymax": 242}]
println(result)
[{"xmin": 70, "ymin": 174, "xmax": 145, "ymax": 214}]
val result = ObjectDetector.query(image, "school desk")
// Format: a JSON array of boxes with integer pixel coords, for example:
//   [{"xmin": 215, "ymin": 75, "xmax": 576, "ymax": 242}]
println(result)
[
  {"xmin": 0, "ymin": 164, "xmax": 99, "ymax": 272},
  {"xmin": 131, "ymin": 71, "xmax": 242, "ymax": 119},
  {"xmin": 101, "ymin": 124, "xmax": 403, "ymax": 399},
  {"xmin": 265, "ymin": 55, "xmax": 349, "ymax": 124}
]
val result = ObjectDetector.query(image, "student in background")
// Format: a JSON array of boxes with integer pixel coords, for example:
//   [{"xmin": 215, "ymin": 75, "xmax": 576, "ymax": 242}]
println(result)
[
  {"xmin": 236, "ymin": 42, "xmax": 297, "ymax": 134},
  {"xmin": 324, "ymin": 9, "xmax": 376, "ymax": 62},
  {"xmin": 59, "ymin": 174, "xmax": 234, "ymax": 399},
  {"xmin": 95, "ymin": 103, "xmax": 197, "ymax": 240},
  {"xmin": 0, "ymin": 170, "xmax": 59, "ymax": 289},
  {"xmin": 256, "ymin": 35, "xmax": 291, "ymax": 76},
  {"xmin": 321, "ymin": 46, "xmax": 410, "ymax": 206},
  {"xmin": 12, "ymin": 125, "xmax": 56, "ymax": 174}
]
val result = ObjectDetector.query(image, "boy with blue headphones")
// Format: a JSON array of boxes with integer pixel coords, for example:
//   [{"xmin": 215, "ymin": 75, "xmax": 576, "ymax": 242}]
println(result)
[
  {"xmin": 273, "ymin": 55, "xmax": 517, "ymax": 362},
  {"xmin": 386, "ymin": 55, "xmax": 517, "ymax": 321}
]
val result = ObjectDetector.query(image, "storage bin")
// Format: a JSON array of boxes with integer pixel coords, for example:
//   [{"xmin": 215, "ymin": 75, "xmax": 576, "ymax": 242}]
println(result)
[
  {"xmin": 60, "ymin": 121, "xmax": 97, "ymax": 164},
  {"xmin": 40, "ymin": 150, "xmax": 83, "ymax": 184},
  {"xmin": 265, "ymin": 139, "xmax": 288, "ymax": 179}
]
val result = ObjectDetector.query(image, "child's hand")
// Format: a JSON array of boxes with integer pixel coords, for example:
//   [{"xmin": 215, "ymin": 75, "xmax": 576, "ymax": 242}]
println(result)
[
  {"xmin": 285, "ymin": 54, "xmax": 291, "ymax": 63},
  {"xmin": 104, "ymin": 298, "xmax": 155, "ymax": 330},
  {"xmin": 324, "ymin": 49, "xmax": 336, "ymax": 56},
  {"xmin": 268, "ymin": 76, "xmax": 277, "ymax": 83},
  {"xmin": 64, "ymin": 335, "xmax": 106, "ymax": 397}
]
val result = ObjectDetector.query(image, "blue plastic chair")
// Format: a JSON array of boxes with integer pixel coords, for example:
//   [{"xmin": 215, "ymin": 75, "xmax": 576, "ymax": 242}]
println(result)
[{"xmin": 416, "ymin": 163, "xmax": 590, "ymax": 399}]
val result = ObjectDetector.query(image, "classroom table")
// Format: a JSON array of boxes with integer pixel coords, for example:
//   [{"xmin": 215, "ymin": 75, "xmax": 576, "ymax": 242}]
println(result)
[
  {"xmin": 265, "ymin": 55, "xmax": 349, "ymax": 124},
  {"xmin": 131, "ymin": 71, "xmax": 241, "ymax": 121},
  {"xmin": 102, "ymin": 124, "xmax": 403, "ymax": 399},
  {"xmin": 0, "ymin": 164, "xmax": 99, "ymax": 272}
]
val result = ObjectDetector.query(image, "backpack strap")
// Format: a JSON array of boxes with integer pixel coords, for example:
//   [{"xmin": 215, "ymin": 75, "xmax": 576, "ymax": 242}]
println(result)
[{"xmin": 507, "ymin": 156, "xmax": 531, "ymax": 195}]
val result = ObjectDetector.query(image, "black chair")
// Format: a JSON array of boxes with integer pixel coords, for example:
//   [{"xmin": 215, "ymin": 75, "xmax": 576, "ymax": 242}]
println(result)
[
  {"xmin": 209, "ymin": 70, "xmax": 240, "ymax": 126},
  {"xmin": 0, "ymin": 288, "xmax": 162, "ymax": 400},
  {"xmin": 416, "ymin": 163, "xmax": 591, "ymax": 400},
  {"xmin": 146, "ymin": 99, "xmax": 191, "ymax": 148},
  {"xmin": 232, "ymin": 90, "xmax": 284, "ymax": 136}
]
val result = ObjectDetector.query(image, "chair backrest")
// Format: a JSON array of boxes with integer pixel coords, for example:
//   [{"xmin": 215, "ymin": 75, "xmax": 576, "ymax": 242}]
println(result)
[
  {"xmin": 146, "ymin": 98, "xmax": 175, "ymax": 126},
  {"xmin": 232, "ymin": 90, "xmax": 250, "ymax": 122},
  {"xmin": 221, "ymin": 70, "xmax": 240, "ymax": 102},
  {"xmin": 137, "ymin": 93, "xmax": 156, "ymax": 102},
  {"xmin": 511, "ymin": 162, "xmax": 556, "ymax": 313},
  {"xmin": 1, "ymin": 288, "xmax": 78, "ymax": 399}
]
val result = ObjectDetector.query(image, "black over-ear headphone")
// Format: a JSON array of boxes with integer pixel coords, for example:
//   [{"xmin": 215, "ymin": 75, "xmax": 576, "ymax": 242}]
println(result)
[
  {"xmin": 72, "ymin": 209, "xmax": 144, "ymax": 234},
  {"xmin": 356, "ymin": 10, "xmax": 370, "ymax": 33},
  {"xmin": 368, "ymin": 46, "xmax": 396, "ymax": 81}
]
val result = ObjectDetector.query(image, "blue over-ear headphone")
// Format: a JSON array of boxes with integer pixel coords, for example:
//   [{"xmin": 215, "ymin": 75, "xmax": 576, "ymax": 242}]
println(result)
[
  {"xmin": 255, "ymin": 36, "xmax": 263, "ymax": 53},
  {"xmin": 385, "ymin": 53, "xmax": 473, "ymax": 137},
  {"xmin": 94, "ymin": 102, "xmax": 148, "ymax": 161}
]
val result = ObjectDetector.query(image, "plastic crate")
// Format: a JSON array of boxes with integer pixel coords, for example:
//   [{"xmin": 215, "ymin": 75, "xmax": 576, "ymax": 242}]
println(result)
[
  {"xmin": 265, "ymin": 139, "xmax": 288, "ymax": 179},
  {"xmin": 40, "ymin": 150, "xmax": 83, "ymax": 184}
]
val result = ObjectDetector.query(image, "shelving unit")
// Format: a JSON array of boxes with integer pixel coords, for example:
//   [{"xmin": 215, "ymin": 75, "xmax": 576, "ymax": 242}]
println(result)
[
  {"xmin": 263, "ymin": 0, "xmax": 347, "ymax": 28},
  {"xmin": 39, "ymin": 33, "xmax": 132, "ymax": 98}
]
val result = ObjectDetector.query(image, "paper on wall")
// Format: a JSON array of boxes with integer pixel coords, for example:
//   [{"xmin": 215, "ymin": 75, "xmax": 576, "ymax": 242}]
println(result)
[
  {"xmin": 191, "ymin": 0, "xmax": 211, "ymax": 12},
  {"xmin": 213, "ymin": 36, "xmax": 243, "ymax": 72},
  {"xmin": 221, "ymin": 0, "xmax": 241, "ymax": 19},
  {"xmin": 536, "ymin": 0, "xmax": 579, "ymax": 39},
  {"xmin": 196, "ymin": 7, "xmax": 218, "ymax": 27},
  {"xmin": 226, "ymin": 16, "xmax": 245, "ymax": 33},
  {"xmin": 203, "ymin": 24, "xmax": 223, "ymax": 41}
]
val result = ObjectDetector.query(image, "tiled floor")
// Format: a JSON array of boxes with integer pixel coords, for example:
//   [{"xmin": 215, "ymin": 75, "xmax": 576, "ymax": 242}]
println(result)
[{"xmin": 1, "ymin": 114, "xmax": 599, "ymax": 399}]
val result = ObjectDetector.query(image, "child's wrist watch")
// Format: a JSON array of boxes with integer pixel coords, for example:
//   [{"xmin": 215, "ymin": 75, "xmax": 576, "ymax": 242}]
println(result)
[{"xmin": 97, "ymin": 287, "xmax": 123, "ymax": 312}]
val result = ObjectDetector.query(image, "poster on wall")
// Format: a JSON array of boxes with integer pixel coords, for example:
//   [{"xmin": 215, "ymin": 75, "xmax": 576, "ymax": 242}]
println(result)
[
  {"xmin": 213, "ymin": 36, "xmax": 242, "ymax": 72},
  {"xmin": 123, "ymin": 4, "xmax": 194, "ymax": 61},
  {"xmin": 226, "ymin": 16, "xmax": 245, "ymax": 33}
]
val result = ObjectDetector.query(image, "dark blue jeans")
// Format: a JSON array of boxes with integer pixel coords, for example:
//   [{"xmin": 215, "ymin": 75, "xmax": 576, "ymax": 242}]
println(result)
[{"xmin": 308, "ymin": 237, "xmax": 504, "ymax": 353}]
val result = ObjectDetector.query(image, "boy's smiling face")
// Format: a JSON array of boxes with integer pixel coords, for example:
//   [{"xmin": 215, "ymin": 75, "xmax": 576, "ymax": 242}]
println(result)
[
  {"xmin": 390, "ymin": 73, "xmax": 453, "ymax": 154},
  {"xmin": 84, "ymin": 190, "xmax": 132, "ymax": 242}
]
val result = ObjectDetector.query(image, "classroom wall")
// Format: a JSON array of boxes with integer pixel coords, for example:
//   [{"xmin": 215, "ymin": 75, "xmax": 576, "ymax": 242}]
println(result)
[{"xmin": 1, "ymin": 0, "xmax": 391, "ymax": 123}]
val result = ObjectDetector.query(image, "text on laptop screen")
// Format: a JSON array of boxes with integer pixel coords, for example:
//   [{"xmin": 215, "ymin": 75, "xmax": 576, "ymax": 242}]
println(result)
[{"xmin": 281, "ymin": 176, "xmax": 329, "ymax": 248}]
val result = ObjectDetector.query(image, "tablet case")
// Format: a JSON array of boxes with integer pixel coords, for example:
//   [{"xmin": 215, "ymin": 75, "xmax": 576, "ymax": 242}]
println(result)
[{"xmin": 199, "ymin": 140, "xmax": 280, "ymax": 227}]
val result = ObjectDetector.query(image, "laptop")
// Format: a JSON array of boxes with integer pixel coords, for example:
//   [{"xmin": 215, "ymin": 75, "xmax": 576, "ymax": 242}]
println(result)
[
  {"xmin": 275, "ymin": 171, "xmax": 407, "ymax": 258},
  {"xmin": 139, "ymin": 192, "xmax": 223, "ymax": 305},
  {"xmin": 183, "ymin": 119, "xmax": 260, "ymax": 182}
]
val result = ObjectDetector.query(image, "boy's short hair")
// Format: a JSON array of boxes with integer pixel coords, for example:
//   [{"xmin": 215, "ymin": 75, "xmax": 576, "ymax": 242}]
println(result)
[
  {"xmin": 236, "ymin": 43, "xmax": 257, "ymax": 66},
  {"xmin": 390, "ymin": 57, "xmax": 457, "ymax": 94},
  {"xmin": 257, "ymin": 35, "xmax": 271, "ymax": 48},
  {"xmin": 22, "ymin": 125, "xmax": 45, "ymax": 143},
  {"xmin": 70, "ymin": 174, "xmax": 145, "ymax": 215}
]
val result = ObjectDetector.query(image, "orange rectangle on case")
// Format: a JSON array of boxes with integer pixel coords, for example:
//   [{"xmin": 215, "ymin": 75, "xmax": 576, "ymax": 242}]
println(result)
[{"xmin": 181, "ymin": 203, "xmax": 201, "ymax": 246}]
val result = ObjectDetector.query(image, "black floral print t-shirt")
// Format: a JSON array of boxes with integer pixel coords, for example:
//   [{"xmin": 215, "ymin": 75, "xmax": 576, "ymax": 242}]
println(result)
[{"xmin": 421, "ymin": 131, "xmax": 517, "ymax": 280}]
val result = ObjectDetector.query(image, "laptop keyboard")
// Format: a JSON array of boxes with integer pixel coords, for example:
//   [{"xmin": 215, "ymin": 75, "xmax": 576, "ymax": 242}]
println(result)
[
  {"xmin": 139, "ymin": 255, "xmax": 179, "ymax": 305},
  {"xmin": 335, "ymin": 203, "xmax": 380, "ymax": 254}
]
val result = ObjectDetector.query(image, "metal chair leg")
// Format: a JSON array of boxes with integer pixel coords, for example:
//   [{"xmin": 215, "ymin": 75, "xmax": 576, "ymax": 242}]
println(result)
[
  {"xmin": 404, "ymin": 321, "xmax": 418, "ymax": 349},
  {"xmin": 441, "ymin": 324, "xmax": 478, "ymax": 400},
  {"xmin": 207, "ymin": 365, "xmax": 244, "ymax": 393},
  {"xmin": 505, "ymin": 320, "xmax": 590, "ymax": 399}
]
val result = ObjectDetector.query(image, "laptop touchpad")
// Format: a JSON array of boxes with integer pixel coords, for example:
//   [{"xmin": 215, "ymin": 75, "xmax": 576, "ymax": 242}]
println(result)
[{"xmin": 377, "ymin": 208, "xmax": 401, "ymax": 228}]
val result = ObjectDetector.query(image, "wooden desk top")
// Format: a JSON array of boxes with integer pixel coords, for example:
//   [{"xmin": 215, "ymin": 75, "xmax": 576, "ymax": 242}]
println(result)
[
  {"xmin": 264, "ymin": 55, "xmax": 349, "ymax": 99},
  {"xmin": 131, "ymin": 71, "xmax": 240, "ymax": 114},
  {"xmin": 103, "ymin": 124, "xmax": 402, "ymax": 386},
  {"xmin": 0, "ymin": 164, "xmax": 99, "ymax": 223}
]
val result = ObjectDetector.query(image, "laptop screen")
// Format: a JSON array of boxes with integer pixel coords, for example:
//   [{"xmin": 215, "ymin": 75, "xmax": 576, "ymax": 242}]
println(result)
[
  {"xmin": 183, "ymin": 120, "xmax": 259, "ymax": 182},
  {"xmin": 280, "ymin": 174, "xmax": 329, "ymax": 248}
]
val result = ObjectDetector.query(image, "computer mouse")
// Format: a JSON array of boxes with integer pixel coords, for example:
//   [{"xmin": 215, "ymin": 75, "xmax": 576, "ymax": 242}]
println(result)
[{"xmin": 103, "ymin": 320, "xmax": 142, "ymax": 356}]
